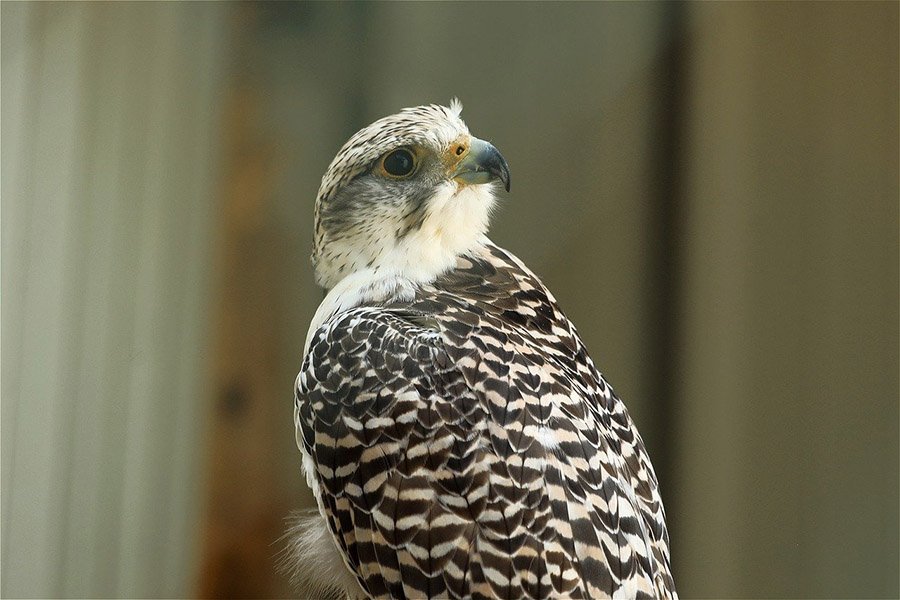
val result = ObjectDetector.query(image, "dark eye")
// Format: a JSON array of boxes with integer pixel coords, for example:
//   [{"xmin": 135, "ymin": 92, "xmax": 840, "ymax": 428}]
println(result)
[{"xmin": 382, "ymin": 148, "xmax": 416, "ymax": 177}]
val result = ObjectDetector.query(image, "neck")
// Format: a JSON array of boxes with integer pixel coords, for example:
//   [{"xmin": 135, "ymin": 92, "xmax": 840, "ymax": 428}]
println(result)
[
  {"xmin": 314, "ymin": 183, "xmax": 495, "ymax": 290},
  {"xmin": 306, "ymin": 184, "xmax": 495, "ymax": 352}
]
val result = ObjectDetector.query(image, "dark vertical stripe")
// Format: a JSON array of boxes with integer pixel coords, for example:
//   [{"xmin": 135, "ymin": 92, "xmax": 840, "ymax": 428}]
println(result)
[{"xmin": 646, "ymin": 2, "xmax": 687, "ymax": 541}]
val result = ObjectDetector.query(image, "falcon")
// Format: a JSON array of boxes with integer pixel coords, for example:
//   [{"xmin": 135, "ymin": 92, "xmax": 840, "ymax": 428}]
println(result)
[{"xmin": 289, "ymin": 101, "xmax": 676, "ymax": 599}]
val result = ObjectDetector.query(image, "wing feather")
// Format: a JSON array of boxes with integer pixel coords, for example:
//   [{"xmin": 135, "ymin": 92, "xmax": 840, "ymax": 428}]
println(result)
[{"xmin": 294, "ymin": 244, "xmax": 676, "ymax": 599}]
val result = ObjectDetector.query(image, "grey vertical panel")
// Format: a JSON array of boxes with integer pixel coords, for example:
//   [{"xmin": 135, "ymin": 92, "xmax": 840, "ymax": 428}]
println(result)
[
  {"xmin": 0, "ymin": 1, "xmax": 36, "ymax": 579},
  {"xmin": 3, "ymin": 5, "xmax": 89, "ymax": 596},
  {"xmin": 2, "ymin": 3, "xmax": 229, "ymax": 596},
  {"xmin": 60, "ymin": 8, "xmax": 134, "ymax": 595},
  {"xmin": 116, "ymin": 4, "xmax": 191, "ymax": 594},
  {"xmin": 115, "ymin": 2, "xmax": 226, "ymax": 595},
  {"xmin": 112, "ymin": 3, "xmax": 227, "ymax": 596},
  {"xmin": 160, "ymin": 8, "xmax": 226, "ymax": 595},
  {"xmin": 83, "ymin": 6, "xmax": 156, "ymax": 594}
]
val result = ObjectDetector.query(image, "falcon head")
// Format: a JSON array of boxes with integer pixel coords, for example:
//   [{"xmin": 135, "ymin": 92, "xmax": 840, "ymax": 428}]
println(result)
[{"xmin": 312, "ymin": 100, "xmax": 510, "ymax": 290}]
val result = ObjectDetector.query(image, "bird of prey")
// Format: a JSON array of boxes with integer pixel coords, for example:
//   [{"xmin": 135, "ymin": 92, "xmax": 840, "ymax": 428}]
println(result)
[{"xmin": 290, "ymin": 101, "xmax": 676, "ymax": 599}]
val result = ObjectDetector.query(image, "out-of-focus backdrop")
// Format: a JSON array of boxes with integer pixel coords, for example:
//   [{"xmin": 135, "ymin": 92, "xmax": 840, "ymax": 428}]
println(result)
[{"xmin": 2, "ymin": 2, "xmax": 897, "ymax": 598}]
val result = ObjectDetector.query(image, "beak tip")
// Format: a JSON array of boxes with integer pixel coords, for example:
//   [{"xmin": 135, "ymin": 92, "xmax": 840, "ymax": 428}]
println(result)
[
  {"xmin": 492, "ymin": 149, "xmax": 511, "ymax": 193},
  {"xmin": 453, "ymin": 138, "xmax": 512, "ymax": 193}
]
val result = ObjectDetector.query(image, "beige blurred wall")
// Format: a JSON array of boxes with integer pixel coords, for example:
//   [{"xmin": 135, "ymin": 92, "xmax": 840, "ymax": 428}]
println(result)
[{"xmin": 674, "ymin": 3, "xmax": 898, "ymax": 597}]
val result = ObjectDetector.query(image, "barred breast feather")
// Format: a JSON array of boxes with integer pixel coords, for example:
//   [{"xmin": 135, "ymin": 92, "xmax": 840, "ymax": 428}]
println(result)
[{"xmin": 295, "ymin": 242, "xmax": 676, "ymax": 599}]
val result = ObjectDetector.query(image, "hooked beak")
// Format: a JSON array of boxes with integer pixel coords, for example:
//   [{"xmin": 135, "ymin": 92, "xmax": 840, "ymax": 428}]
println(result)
[{"xmin": 451, "ymin": 138, "xmax": 511, "ymax": 192}]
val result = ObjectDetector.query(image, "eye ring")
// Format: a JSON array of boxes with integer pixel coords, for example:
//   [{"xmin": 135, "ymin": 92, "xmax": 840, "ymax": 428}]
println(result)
[{"xmin": 380, "ymin": 148, "xmax": 417, "ymax": 178}]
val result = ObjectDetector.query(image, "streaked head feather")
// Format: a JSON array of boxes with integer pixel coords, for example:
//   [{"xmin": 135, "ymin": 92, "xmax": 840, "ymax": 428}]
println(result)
[{"xmin": 311, "ymin": 101, "xmax": 498, "ymax": 293}]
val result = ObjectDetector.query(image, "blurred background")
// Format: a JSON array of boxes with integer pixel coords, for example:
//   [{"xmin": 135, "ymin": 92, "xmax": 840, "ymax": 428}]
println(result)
[{"xmin": 2, "ymin": 2, "xmax": 897, "ymax": 598}]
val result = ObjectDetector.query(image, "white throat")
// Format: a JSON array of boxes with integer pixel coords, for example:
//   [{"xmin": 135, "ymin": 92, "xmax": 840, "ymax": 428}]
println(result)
[
  {"xmin": 386, "ymin": 183, "xmax": 494, "ymax": 282},
  {"xmin": 306, "ymin": 183, "xmax": 495, "ymax": 352}
]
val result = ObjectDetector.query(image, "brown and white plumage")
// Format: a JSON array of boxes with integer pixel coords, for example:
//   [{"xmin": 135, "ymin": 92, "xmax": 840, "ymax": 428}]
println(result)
[{"xmin": 291, "ymin": 102, "xmax": 676, "ymax": 599}]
